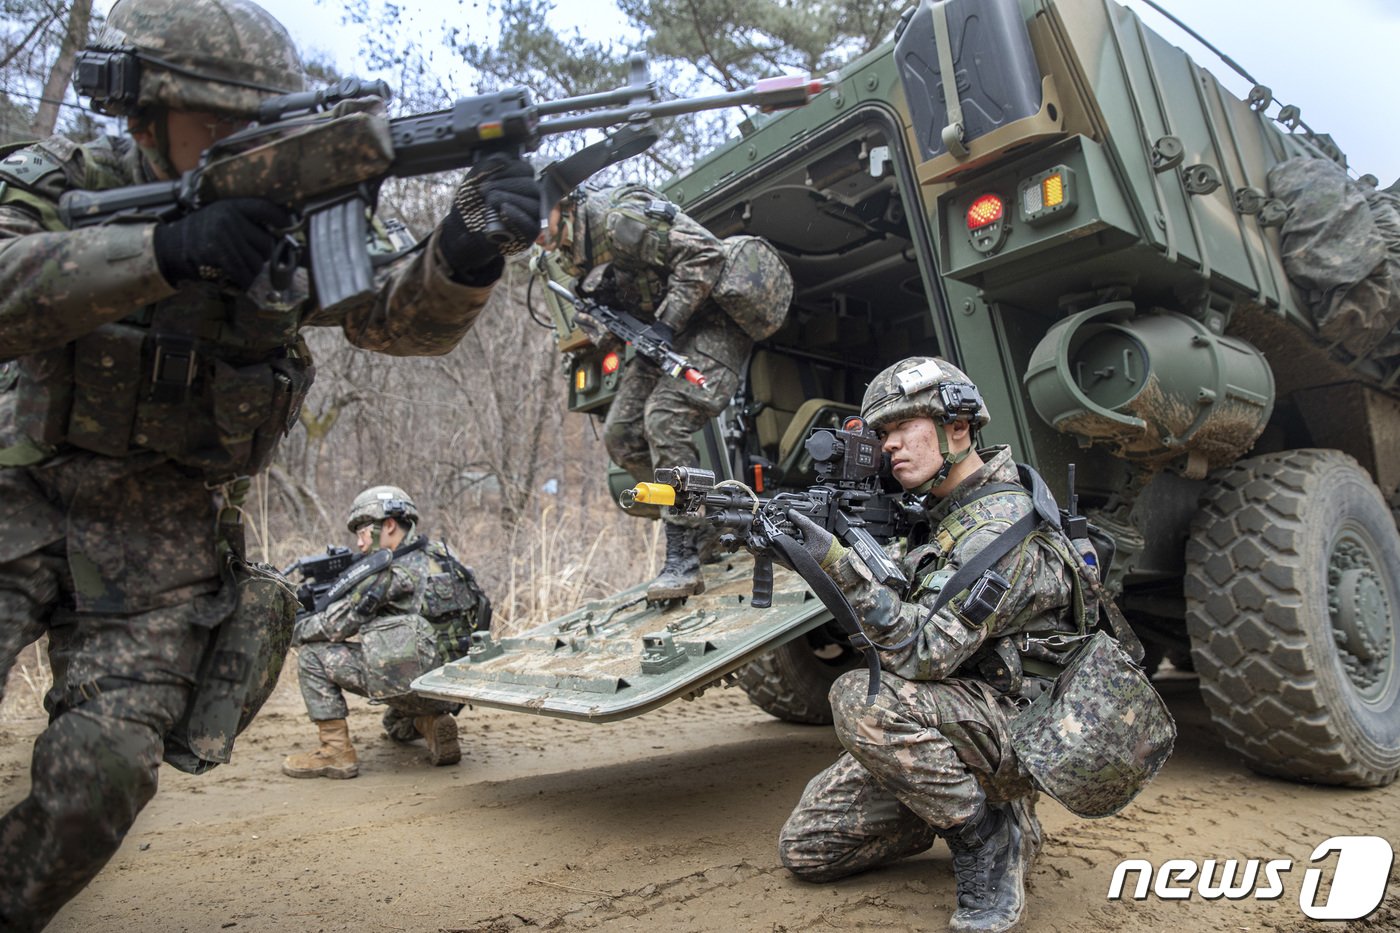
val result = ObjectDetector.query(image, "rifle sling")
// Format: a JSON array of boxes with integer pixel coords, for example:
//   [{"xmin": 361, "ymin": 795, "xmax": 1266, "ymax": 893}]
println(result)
[{"xmin": 768, "ymin": 531, "xmax": 882, "ymax": 703}]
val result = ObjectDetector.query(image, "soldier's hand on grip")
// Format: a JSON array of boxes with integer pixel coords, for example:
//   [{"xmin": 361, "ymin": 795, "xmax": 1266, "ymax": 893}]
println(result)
[
  {"xmin": 788, "ymin": 510, "xmax": 847, "ymax": 571},
  {"xmin": 439, "ymin": 154, "xmax": 543, "ymax": 282},
  {"xmin": 152, "ymin": 198, "xmax": 292, "ymax": 290}
]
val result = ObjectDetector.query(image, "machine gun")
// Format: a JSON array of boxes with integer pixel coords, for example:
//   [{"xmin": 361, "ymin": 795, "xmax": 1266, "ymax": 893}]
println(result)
[
  {"xmin": 622, "ymin": 416, "xmax": 919, "ymax": 605},
  {"xmin": 622, "ymin": 415, "xmax": 917, "ymax": 700},
  {"xmin": 281, "ymin": 545, "xmax": 360, "ymax": 619},
  {"xmin": 543, "ymin": 278, "xmax": 707, "ymax": 387},
  {"xmin": 59, "ymin": 58, "xmax": 829, "ymax": 309}
]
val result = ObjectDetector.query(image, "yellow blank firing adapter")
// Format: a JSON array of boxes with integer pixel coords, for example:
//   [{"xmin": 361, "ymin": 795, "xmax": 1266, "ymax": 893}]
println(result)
[{"xmin": 620, "ymin": 483, "xmax": 677, "ymax": 509}]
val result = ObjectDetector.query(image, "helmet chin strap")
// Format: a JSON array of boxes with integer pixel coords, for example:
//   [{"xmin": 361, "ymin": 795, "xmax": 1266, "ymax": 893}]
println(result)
[
  {"xmin": 135, "ymin": 109, "xmax": 180, "ymax": 181},
  {"xmin": 369, "ymin": 520, "xmax": 384, "ymax": 551},
  {"xmin": 925, "ymin": 421, "xmax": 973, "ymax": 492}
]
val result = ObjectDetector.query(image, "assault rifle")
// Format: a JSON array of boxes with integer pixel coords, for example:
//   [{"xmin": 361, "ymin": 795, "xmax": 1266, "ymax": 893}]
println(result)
[
  {"xmin": 281, "ymin": 545, "xmax": 360, "ymax": 619},
  {"xmin": 622, "ymin": 416, "xmax": 918, "ymax": 603},
  {"xmin": 59, "ymin": 57, "xmax": 829, "ymax": 309},
  {"xmin": 543, "ymin": 278, "xmax": 707, "ymax": 387},
  {"xmin": 622, "ymin": 415, "xmax": 918, "ymax": 699}
]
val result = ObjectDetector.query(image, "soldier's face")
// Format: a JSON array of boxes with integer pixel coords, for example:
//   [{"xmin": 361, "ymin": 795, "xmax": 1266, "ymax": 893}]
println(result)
[
  {"xmin": 880, "ymin": 416, "xmax": 972, "ymax": 491},
  {"xmin": 880, "ymin": 416, "xmax": 944, "ymax": 490},
  {"xmin": 354, "ymin": 518, "xmax": 406, "ymax": 554},
  {"xmin": 130, "ymin": 109, "xmax": 248, "ymax": 176}
]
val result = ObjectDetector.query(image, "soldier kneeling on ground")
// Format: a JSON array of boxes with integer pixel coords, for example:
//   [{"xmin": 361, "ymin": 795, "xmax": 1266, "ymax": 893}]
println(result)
[
  {"xmin": 284, "ymin": 486, "xmax": 491, "ymax": 778},
  {"xmin": 778, "ymin": 357, "xmax": 1172, "ymax": 933}
]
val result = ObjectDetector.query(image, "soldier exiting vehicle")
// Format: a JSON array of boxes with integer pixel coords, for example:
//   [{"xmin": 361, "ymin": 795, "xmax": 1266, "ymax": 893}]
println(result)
[
  {"xmin": 284, "ymin": 486, "xmax": 491, "ymax": 778},
  {"xmin": 538, "ymin": 185, "xmax": 789, "ymax": 602}
]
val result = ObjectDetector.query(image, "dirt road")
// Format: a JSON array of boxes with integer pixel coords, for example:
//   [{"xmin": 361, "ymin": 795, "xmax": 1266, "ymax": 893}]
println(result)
[{"xmin": 2, "ymin": 670, "xmax": 1397, "ymax": 933}]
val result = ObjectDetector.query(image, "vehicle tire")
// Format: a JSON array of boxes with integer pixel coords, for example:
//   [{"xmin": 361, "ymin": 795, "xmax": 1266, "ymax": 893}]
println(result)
[
  {"xmin": 1184, "ymin": 449, "xmax": 1400, "ymax": 787},
  {"xmin": 735, "ymin": 627, "xmax": 861, "ymax": 725}
]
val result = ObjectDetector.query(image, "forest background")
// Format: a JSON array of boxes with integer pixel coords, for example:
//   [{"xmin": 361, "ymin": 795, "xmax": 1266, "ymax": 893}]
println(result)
[{"xmin": 1, "ymin": 0, "xmax": 1396, "ymax": 703}]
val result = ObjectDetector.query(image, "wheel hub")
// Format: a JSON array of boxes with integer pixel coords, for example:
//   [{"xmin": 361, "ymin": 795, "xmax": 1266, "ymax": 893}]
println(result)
[{"xmin": 1328, "ymin": 536, "xmax": 1395, "ymax": 693}]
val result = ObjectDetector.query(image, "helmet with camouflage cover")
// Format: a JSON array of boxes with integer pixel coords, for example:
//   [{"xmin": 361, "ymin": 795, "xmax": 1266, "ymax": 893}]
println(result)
[
  {"xmin": 862, "ymin": 357, "xmax": 990, "ymax": 490},
  {"xmin": 78, "ymin": 0, "xmax": 304, "ymax": 118},
  {"xmin": 860, "ymin": 356, "xmax": 991, "ymax": 431},
  {"xmin": 347, "ymin": 485, "xmax": 419, "ymax": 533}
]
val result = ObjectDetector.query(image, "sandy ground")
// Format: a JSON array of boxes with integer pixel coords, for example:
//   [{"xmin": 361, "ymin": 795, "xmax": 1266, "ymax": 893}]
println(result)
[{"xmin": 2, "ymin": 667, "xmax": 1398, "ymax": 933}]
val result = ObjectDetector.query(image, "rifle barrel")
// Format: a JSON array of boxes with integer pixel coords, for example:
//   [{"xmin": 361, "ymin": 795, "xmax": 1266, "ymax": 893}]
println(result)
[{"xmin": 538, "ymin": 76, "xmax": 829, "ymax": 136}]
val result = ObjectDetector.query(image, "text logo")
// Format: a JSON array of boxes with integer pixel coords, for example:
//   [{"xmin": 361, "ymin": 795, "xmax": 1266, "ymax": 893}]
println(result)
[{"xmin": 1107, "ymin": 835, "xmax": 1393, "ymax": 921}]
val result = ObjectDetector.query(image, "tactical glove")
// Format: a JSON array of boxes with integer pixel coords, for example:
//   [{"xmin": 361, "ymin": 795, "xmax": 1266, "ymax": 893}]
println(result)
[
  {"xmin": 787, "ymin": 510, "xmax": 849, "ymax": 572},
  {"xmin": 152, "ymin": 198, "xmax": 292, "ymax": 290},
  {"xmin": 439, "ymin": 154, "xmax": 543, "ymax": 284}
]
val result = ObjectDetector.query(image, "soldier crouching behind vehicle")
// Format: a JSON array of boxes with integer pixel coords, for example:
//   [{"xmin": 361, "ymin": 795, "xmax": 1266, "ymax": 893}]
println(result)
[
  {"xmin": 284, "ymin": 486, "xmax": 491, "ymax": 778},
  {"xmin": 777, "ymin": 357, "xmax": 1082, "ymax": 933}
]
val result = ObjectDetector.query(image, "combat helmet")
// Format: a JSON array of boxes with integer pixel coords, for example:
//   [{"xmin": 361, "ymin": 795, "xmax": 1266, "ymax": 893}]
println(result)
[
  {"xmin": 74, "ymin": 0, "xmax": 304, "ymax": 118},
  {"xmin": 861, "ymin": 356, "xmax": 990, "ymax": 490},
  {"xmin": 347, "ymin": 485, "xmax": 419, "ymax": 533}
]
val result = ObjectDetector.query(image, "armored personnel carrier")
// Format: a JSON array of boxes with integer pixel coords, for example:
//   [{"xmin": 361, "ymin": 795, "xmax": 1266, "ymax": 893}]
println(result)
[{"xmin": 416, "ymin": 0, "xmax": 1400, "ymax": 788}]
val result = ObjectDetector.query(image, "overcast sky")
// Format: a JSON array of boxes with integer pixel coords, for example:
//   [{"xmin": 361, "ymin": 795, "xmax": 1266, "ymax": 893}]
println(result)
[{"xmin": 100, "ymin": 0, "xmax": 1400, "ymax": 183}]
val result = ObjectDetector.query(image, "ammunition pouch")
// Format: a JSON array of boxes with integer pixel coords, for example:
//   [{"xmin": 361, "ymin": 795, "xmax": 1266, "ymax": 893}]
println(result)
[
  {"xmin": 1008, "ymin": 630, "xmax": 1175, "ymax": 818},
  {"xmin": 163, "ymin": 558, "xmax": 298, "ymax": 775},
  {"xmin": 360, "ymin": 612, "xmax": 436, "ymax": 699},
  {"xmin": 5, "ymin": 320, "xmax": 313, "ymax": 479},
  {"xmin": 420, "ymin": 543, "xmax": 492, "ymax": 664}
]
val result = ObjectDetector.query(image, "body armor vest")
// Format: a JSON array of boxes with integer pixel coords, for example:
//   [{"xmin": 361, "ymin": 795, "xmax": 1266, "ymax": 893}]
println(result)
[{"xmin": 0, "ymin": 136, "xmax": 315, "ymax": 479}]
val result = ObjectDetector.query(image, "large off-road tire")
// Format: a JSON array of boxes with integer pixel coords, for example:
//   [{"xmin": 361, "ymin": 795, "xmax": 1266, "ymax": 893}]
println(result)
[
  {"xmin": 735, "ymin": 628, "xmax": 861, "ymax": 725},
  {"xmin": 1184, "ymin": 449, "xmax": 1400, "ymax": 787}
]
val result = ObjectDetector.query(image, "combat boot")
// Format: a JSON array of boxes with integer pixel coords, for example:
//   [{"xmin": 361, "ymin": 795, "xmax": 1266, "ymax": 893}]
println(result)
[
  {"xmin": 646, "ymin": 524, "xmax": 704, "ymax": 601},
  {"xmin": 414, "ymin": 713, "xmax": 461, "ymax": 766},
  {"xmin": 939, "ymin": 802, "xmax": 1028, "ymax": 933},
  {"xmin": 282, "ymin": 718, "xmax": 359, "ymax": 779}
]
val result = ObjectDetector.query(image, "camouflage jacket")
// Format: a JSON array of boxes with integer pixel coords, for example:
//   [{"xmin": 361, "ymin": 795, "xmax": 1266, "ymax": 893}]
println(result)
[
  {"xmin": 570, "ymin": 185, "xmax": 726, "ymax": 334},
  {"xmin": 0, "ymin": 133, "xmax": 495, "ymax": 477},
  {"xmin": 826, "ymin": 447, "xmax": 1078, "ymax": 683},
  {"xmin": 294, "ymin": 535, "xmax": 487, "ymax": 666}
]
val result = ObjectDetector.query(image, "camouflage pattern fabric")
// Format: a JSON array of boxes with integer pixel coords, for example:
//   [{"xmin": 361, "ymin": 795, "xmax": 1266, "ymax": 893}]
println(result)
[
  {"xmin": 780, "ymin": 668, "xmax": 1033, "ymax": 880},
  {"xmin": 0, "ymin": 454, "xmax": 223, "ymax": 933},
  {"xmin": 561, "ymin": 187, "xmax": 750, "ymax": 525},
  {"xmin": 292, "ymin": 534, "xmax": 459, "ymax": 721},
  {"xmin": 602, "ymin": 314, "xmax": 747, "ymax": 528},
  {"xmin": 782, "ymin": 447, "xmax": 1076, "ymax": 882},
  {"xmin": 1269, "ymin": 156, "xmax": 1400, "ymax": 359},
  {"xmin": 0, "ymin": 120, "xmax": 497, "ymax": 928}
]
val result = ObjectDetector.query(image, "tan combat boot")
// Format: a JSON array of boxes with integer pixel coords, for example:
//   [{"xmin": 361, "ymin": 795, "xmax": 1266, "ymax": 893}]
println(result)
[
  {"xmin": 282, "ymin": 718, "xmax": 359, "ymax": 779},
  {"xmin": 413, "ymin": 713, "xmax": 461, "ymax": 766}
]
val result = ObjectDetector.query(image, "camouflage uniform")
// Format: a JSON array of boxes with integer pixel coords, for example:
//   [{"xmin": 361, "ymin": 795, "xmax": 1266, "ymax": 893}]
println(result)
[
  {"xmin": 563, "ymin": 186, "xmax": 749, "ymax": 525},
  {"xmin": 0, "ymin": 4, "xmax": 510, "ymax": 927},
  {"xmin": 779, "ymin": 447, "xmax": 1076, "ymax": 877},
  {"xmin": 293, "ymin": 535, "xmax": 473, "ymax": 722}
]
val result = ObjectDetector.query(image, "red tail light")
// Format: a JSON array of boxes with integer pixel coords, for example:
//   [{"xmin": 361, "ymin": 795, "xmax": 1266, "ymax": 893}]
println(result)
[
  {"xmin": 966, "ymin": 194, "xmax": 1004, "ymax": 230},
  {"xmin": 602, "ymin": 351, "xmax": 621, "ymax": 375}
]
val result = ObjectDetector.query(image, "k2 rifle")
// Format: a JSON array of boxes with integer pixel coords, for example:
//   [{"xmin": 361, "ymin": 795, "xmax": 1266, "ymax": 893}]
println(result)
[
  {"xmin": 281, "ymin": 545, "xmax": 360, "ymax": 620},
  {"xmin": 543, "ymin": 278, "xmax": 707, "ymax": 387},
  {"xmin": 59, "ymin": 58, "xmax": 829, "ymax": 310}
]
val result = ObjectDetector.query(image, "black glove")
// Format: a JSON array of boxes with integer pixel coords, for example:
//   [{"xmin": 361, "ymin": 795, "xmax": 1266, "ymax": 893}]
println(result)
[
  {"xmin": 152, "ymin": 198, "xmax": 292, "ymax": 290},
  {"xmin": 439, "ymin": 154, "xmax": 543, "ymax": 284},
  {"xmin": 640, "ymin": 320, "xmax": 676, "ymax": 347}
]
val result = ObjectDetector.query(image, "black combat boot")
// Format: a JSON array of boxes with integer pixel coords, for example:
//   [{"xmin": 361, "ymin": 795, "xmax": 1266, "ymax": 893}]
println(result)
[
  {"xmin": 646, "ymin": 524, "xmax": 704, "ymax": 601},
  {"xmin": 939, "ymin": 802, "xmax": 1028, "ymax": 933}
]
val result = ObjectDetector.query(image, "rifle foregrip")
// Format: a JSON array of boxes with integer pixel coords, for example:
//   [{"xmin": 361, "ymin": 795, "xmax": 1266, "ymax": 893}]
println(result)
[{"xmin": 751, "ymin": 553, "xmax": 774, "ymax": 609}]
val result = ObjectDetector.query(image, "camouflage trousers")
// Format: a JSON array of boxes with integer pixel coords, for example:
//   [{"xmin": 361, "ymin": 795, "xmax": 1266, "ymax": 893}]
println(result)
[
  {"xmin": 603, "ymin": 308, "xmax": 747, "ymax": 528},
  {"xmin": 0, "ymin": 455, "xmax": 224, "ymax": 933},
  {"xmin": 296, "ymin": 640, "xmax": 457, "ymax": 722},
  {"xmin": 779, "ymin": 668, "xmax": 1034, "ymax": 882}
]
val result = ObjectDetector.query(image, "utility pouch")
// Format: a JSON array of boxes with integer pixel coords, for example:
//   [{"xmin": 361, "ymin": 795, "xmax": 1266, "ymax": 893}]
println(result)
[
  {"xmin": 713, "ymin": 235, "xmax": 793, "ymax": 340},
  {"xmin": 360, "ymin": 612, "xmax": 435, "ymax": 699},
  {"xmin": 1008, "ymin": 630, "xmax": 1175, "ymax": 818},
  {"xmin": 163, "ymin": 559, "xmax": 298, "ymax": 774},
  {"xmin": 68, "ymin": 323, "xmax": 145, "ymax": 457}
]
